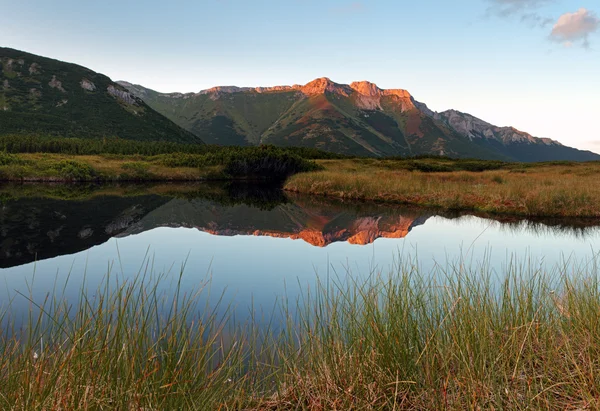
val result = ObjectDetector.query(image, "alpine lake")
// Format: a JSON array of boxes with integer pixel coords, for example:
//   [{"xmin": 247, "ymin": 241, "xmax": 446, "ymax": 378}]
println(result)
[{"xmin": 1, "ymin": 181, "xmax": 599, "ymax": 328}]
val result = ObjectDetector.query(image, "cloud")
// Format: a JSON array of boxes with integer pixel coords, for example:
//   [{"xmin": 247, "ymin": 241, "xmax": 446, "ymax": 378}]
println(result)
[
  {"xmin": 487, "ymin": 0, "xmax": 553, "ymax": 28},
  {"xmin": 550, "ymin": 8, "xmax": 599, "ymax": 48},
  {"xmin": 488, "ymin": 0, "xmax": 552, "ymax": 16},
  {"xmin": 521, "ymin": 12, "xmax": 553, "ymax": 28}
]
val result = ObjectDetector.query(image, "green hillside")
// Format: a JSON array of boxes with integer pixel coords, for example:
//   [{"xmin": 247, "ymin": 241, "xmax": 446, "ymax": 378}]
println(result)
[
  {"xmin": 121, "ymin": 78, "xmax": 600, "ymax": 162},
  {"xmin": 0, "ymin": 48, "xmax": 202, "ymax": 144}
]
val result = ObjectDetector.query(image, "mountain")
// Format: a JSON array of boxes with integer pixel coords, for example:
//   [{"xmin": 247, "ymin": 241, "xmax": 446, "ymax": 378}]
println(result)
[
  {"xmin": 0, "ymin": 48, "xmax": 202, "ymax": 143},
  {"xmin": 0, "ymin": 186, "xmax": 429, "ymax": 268},
  {"xmin": 118, "ymin": 194, "xmax": 430, "ymax": 247},
  {"xmin": 119, "ymin": 78, "xmax": 599, "ymax": 161}
]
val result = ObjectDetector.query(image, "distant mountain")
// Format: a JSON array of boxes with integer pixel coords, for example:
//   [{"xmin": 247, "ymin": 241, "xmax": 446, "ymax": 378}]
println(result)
[
  {"xmin": 120, "ymin": 78, "xmax": 599, "ymax": 161},
  {"xmin": 0, "ymin": 48, "xmax": 202, "ymax": 143}
]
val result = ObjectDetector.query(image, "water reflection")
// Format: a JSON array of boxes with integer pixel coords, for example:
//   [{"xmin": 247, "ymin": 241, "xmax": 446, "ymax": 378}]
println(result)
[{"xmin": 1, "ymin": 182, "xmax": 600, "ymax": 269}]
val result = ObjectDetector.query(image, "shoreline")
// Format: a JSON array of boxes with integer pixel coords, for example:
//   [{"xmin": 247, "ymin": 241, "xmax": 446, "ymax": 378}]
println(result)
[{"xmin": 3, "ymin": 153, "xmax": 600, "ymax": 219}]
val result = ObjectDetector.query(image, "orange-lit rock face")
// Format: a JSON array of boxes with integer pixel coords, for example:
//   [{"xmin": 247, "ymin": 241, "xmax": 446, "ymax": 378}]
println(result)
[
  {"xmin": 198, "ymin": 215, "xmax": 419, "ymax": 247},
  {"xmin": 346, "ymin": 216, "xmax": 415, "ymax": 245},
  {"xmin": 299, "ymin": 77, "xmax": 352, "ymax": 96},
  {"xmin": 198, "ymin": 78, "xmax": 414, "ymax": 105},
  {"xmin": 296, "ymin": 229, "xmax": 328, "ymax": 247},
  {"xmin": 350, "ymin": 81, "xmax": 381, "ymax": 96},
  {"xmin": 348, "ymin": 81, "xmax": 414, "ymax": 111}
]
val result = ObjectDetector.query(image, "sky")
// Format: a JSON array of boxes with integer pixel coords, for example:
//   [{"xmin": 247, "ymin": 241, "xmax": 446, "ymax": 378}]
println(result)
[{"xmin": 1, "ymin": 0, "xmax": 598, "ymax": 152}]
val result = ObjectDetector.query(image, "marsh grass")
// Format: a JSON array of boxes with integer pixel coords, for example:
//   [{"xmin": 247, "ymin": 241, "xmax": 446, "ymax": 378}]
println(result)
[
  {"xmin": 0, "ymin": 149, "xmax": 321, "ymax": 182},
  {"xmin": 285, "ymin": 159, "xmax": 600, "ymax": 217},
  {"xmin": 2, "ymin": 253, "xmax": 600, "ymax": 409},
  {"xmin": 0, "ymin": 153, "xmax": 215, "ymax": 182}
]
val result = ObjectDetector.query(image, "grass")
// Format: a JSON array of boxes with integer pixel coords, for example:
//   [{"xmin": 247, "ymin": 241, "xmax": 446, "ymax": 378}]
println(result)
[
  {"xmin": 0, "ymin": 149, "xmax": 321, "ymax": 182},
  {"xmin": 285, "ymin": 158, "xmax": 600, "ymax": 218},
  {"xmin": 0, "ymin": 153, "xmax": 218, "ymax": 182},
  {"xmin": 2, "ymin": 253, "xmax": 600, "ymax": 409}
]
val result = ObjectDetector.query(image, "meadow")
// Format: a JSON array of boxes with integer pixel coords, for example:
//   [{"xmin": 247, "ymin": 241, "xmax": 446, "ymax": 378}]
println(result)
[
  {"xmin": 2, "ymin": 255, "xmax": 600, "ymax": 409},
  {"xmin": 0, "ymin": 149, "xmax": 320, "ymax": 182},
  {"xmin": 285, "ymin": 157, "xmax": 600, "ymax": 218}
]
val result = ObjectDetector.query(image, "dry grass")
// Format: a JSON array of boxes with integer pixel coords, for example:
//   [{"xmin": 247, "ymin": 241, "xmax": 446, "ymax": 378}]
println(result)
[{"xmin": 285, "ymin": 159, "xmax": 600, "ymax": 217}]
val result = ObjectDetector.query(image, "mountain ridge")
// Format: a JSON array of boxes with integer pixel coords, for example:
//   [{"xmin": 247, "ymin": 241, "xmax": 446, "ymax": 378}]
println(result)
[
  {"xmin": 119, "ymin": 77, "xmax": 599, "ymax": 162},
  {"xmin": 0, "ymin": 47, "xmax": 202, "ymax": 144}
]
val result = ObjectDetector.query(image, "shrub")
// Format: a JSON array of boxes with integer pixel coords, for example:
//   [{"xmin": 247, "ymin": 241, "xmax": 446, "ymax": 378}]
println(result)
[
  {"xmin": 224, "ymin": 151, "xmax": 321, "ymax": 179},
  {"xmin": 0, "ymin": 151, "xmax": 23, "ymax": 166},
  {"xmin": 121, "ymin": 162, "xmax": 152, "ymax": 179},
  {"xmin": 159, "ymin": 147, "xmax": 322, "ymax": 180},
  {"xmin": 51, "ymin": 160, "xmax": 96, "ymax": 181}
]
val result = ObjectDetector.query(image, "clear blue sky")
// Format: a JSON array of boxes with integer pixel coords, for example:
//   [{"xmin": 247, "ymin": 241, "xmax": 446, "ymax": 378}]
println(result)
[{"xmin": 1, "ymin": 0, "xmax": 598, "ymax": 152}]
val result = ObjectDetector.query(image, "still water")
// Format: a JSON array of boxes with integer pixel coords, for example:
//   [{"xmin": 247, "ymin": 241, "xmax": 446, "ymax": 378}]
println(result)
[{"xmin": 1, "ymin": 182, "xmax": 599, "ymax": 322}]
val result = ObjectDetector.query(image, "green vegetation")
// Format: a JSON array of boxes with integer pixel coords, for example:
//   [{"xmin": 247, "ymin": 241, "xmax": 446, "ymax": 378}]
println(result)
[
  {"xmin": 158, "ymin": 147, "xmax": 322, "ymax": 179},
  {"xmin": 0, "ymin": 146, "xmax": 323, "ymax": 182},
  {"xmin": 0, "ymin": 47, "xmax": 200, "ymax": 143},
  {"xmin": 285, "ymin": 157, "xmax": 600, "ymax": 218},
  {"xmin": 3, "ymin": 255, "xmax": 600, "ymax": 409},
  {"xmin": 0, "ymin": 133, "xmax": 348, "ymax": 158}
]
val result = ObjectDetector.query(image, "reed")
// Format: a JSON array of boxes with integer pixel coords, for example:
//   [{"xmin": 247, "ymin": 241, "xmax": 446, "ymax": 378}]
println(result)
[{"xmin": 2, "ymin": 253, "xmax": 600, "ymax": 409}]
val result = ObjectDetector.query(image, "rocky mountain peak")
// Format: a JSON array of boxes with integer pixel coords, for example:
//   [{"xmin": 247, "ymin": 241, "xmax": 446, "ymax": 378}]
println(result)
[
  {"xmin": 350, "ymin": 81, "xmax": 381, "ymax": 96},
  {"xmin": 300, "ymin": 77, "xmax": 352, "ymax": 95}
]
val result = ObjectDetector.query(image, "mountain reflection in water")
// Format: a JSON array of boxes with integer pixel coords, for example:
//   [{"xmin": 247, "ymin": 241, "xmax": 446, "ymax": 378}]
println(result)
[{"xmin": 1, "ymin": 182, "xmax": 599, "ymax": 269}]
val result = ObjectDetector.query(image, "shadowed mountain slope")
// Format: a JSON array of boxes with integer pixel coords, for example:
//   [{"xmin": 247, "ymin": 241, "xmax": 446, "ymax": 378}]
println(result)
[{"xmin": 0, "ymin": 48, "xmax": 202, "ymax": 143}]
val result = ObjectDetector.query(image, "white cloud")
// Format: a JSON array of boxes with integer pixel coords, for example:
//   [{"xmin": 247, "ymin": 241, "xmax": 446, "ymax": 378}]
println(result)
[{"xmin": 550, "ymin": 8, "xmax": 600, "ymax": 48}]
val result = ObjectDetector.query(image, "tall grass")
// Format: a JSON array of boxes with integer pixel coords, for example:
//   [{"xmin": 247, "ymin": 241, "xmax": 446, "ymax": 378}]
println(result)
[
  {"xmin": 2, "ymin": 253, "xmax": 600, "ymax": 409},
  {"xmin": 0, "ymin": 264, "xmax": 264, "ymax": 410},
  {"xmin": 285, "ymin": 159, "xmax": 600, "ymax": 217}
]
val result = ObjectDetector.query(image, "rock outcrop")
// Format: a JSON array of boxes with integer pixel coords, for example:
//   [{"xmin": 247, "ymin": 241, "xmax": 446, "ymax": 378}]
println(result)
[
  {"xmin": 107, "ymin": 85, "xmax": 138, "ymax": 105},
  {"xmin": 80, "ymin": 78, "xmax": 96, "ymax": 91},
  {"xmin": 48, "ymin": 75, "xmax": 65, "ymax": 92}
]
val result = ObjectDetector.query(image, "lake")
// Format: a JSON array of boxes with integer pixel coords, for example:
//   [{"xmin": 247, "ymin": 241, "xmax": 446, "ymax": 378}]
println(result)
[{"xmin": 1, "ymin": 182, "xmax": 599, "ymax": 325}]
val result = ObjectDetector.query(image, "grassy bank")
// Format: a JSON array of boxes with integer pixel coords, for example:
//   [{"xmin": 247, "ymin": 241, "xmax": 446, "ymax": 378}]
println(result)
[
  {"xmin": 0, "ymin": 147, "xmax": 321, "ymax": 182},
  {"xmin": 285, "ymin": 158, "xmax": 600, "ymax": 218},
  {"xmin": 3, "ymin": 255, "xmax": 600, "ymax": 409}
]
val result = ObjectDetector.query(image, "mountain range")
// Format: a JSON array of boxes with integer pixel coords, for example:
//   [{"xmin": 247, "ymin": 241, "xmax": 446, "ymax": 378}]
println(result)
[
  {"xmin": 1, "ymin": 47, "xmax": 596, "ymax": 161},
  {"xmin": 119, "ymin": 77, "xmax": 600, "ymax": 161}
]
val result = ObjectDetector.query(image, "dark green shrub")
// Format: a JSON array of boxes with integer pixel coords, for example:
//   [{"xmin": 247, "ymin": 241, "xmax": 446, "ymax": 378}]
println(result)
[
  {"xmin": 0, "ymin": 151, "xmax": 23, "ymax": 166},
  {"xmin": 52, "ymin": 160, "xmax": 96, "ymax": 181},
  {"xmin": 159, "ymin": 147, "xmax": 322, "ymax": 180},
  {"xmin": 405, "ymin": 161, "xmax": 453, "ymax": 172},
  {"xmin": 224, "ymin": 151, "xmax": 321, "ymax": 179},
  {"xmin": 121, "ymin": 162, "xmax": 152, "ymax": 179}
]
